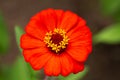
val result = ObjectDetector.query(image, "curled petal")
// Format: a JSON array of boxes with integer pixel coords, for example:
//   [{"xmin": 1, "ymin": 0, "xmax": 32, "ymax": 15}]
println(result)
[
  {"xmin": 20, "ymin": 34, "xmax": 45, "ymax": 49},
  {"xmin": 23, "ymin": 47, "xmax": 48, "ymax": 62},
  {"xmin": 60, "ymin": 53, "xmax": 74, "ymax": 76},
  {"xmin": 66, "ymin": 45, "xmax": 88, "ymax": 62},
  {"xmin": 29, "ymin": 52, "xmax": 52, "ymax": 70},
  {"xmin": 34, "ymin": 8, "xmax": 57, "ymax": 31},
  {"xmin": 58, "ymin": 11, "xmax": 78, "ymax": 32},
  {"xmin": 67, "ymin": 25, "xmax": 92, "ymax": 53},
  {"xmin": 73, "ymin": 61, "xmax": 84, "ymax": 74},
  {"xmin": 25, "ymin": 19, "xmax": 47, "ymax": 40},
  {"xmin": 54, "ymin": 9, "xmax": 64, "ymax": 27},
  {"xmin": 67, "ymin": 18, "xmax": 86, "ymax": 37},
  {"xmin": 44, "ymin": 55, "xmax": 61, "ymax": 76}
]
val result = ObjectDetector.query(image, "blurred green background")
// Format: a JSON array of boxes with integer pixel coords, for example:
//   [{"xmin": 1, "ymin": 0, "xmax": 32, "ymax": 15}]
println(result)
[{"xmin": 0, "ymin": 0, "xmax": 120, "ymax": 80}]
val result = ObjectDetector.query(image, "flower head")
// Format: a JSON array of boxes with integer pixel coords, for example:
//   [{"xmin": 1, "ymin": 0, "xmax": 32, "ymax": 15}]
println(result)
[{"xmin": 20, "ymin": 8, "xmax": 92, "ymax": 76}]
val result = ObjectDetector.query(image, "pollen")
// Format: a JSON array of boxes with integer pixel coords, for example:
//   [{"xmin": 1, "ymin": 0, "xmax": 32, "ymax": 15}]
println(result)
[{"xmin": 44, "ymin": 28, "xmax": 69, "ymax": 53}]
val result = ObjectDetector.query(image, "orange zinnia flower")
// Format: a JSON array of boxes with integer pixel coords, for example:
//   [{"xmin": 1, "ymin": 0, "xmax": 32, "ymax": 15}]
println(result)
[{"xmin": 20, "ymin": 8, "xmax": 92, "ymax": 76}]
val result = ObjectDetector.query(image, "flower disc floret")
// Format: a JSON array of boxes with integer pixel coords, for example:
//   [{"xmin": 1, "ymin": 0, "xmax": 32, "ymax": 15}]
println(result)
[{"xmin": 44, "ymin": 28, "xmax": 69, "ymax": 53}]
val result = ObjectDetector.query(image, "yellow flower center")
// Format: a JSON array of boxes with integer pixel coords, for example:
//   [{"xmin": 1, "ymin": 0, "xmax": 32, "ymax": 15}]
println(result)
[{"xmin": 44, "ymin": 28, "xmax": 69, "ymax": 53}]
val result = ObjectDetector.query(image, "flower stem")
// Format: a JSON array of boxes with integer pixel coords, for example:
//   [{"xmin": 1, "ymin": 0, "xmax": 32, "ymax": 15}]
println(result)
[{"xmin": 44, "ymin": 75, "xmax": 48, "ymax": 80}]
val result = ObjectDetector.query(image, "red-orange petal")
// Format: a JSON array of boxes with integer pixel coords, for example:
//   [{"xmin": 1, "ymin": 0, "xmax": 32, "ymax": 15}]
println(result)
[
  {"xmin": 66, "ymin": 45, "xmax": 89, "ymax": 62},
  {"xmin": 25, "ymin": 18, "xmax": 47, "ymax": 40},
  {"xmin": 54, "ymin": 9, "xmax": 64, "ymax": 27},
  {"xmin": 37, "ymin": 8, "xmax": 57, "ymax": 31},
  {"xmin": 69, "ymin": 26, "xmax": 92, "ymax": 42},
  {"xmin": 20, "ymin": 34, "xmax": 45, "ymax": 49},
  {"xmin": 69, "ymin": 40, "xmax": 92, "ymax": 54},
  {"xmin": 67, "ymin": 25, "xmax": 92, "ymax": 53},
  {"xmin": 67, "ymin": 18, "xmax": 86, "ymax": 37},
  {"xmin": 58, "ymin": 11, "xmax": 78, "ymax": 32},
  {"xmin": 73, "ymin": 61, "xmax": 84, "ymax": 74},
  {"xmin": 23, "ymin": 47, "xmax": 48, "ymax": 62},
  {"xmin": 44, "ymin": 55, "xmax": 61, "ymax": 76},
  {"xmin": 29, "ymin": 52, "xmax": 52, "ymax": 70},
  {"xmin": 60, "ymin": 53, "xmax": 73, "ymax": 76}
]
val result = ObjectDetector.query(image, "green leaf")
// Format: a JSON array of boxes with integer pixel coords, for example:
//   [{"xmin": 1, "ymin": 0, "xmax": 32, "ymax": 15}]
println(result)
[
  {"xmin": 112, "ymin": 10, "xmax": 120, "ymax": 22},
  {"xmin": 14, "ymin": 26, "xmax": 40, "ymax": 80},
  {"xmin": 14, "ymin": 26, "xmax": 24, "ymax": 52},
  {"xmin": 9, "ymin": 56, "xmax": 31, "ymax": 80},
  {"xmin": 100, "ymin": 0, "xmax": 120, "ymax": 15},
  {"xmin": 0, "ymin": 69, "xmax": 5, "ymax": 80},
  {"xmin": 58, "ymin": 66, "xmax": 89, "ymax": 80},
  {"xmin": 26, "ymin": 63, "xmax": 40, "ymax": 80},
  {"xmin": 0, "ymin": 58, "xmax": 39, "ymax": 80},
  {"xmin": 93, "ymin": 23, "xmax": 120, "ymax": 44},
  {"xmin": 0, "ymin": 12, "xmax": 10, "ymax": 53},
  {"xmin": 0, "ymin": 64, "xmax": 14, "ymax": 80}
]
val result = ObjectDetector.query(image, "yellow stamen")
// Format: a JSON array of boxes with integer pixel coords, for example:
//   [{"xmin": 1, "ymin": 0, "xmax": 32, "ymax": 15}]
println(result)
[{"xmin": 44, "ymin": 28, "xmax": 69, "ymax": 53}]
